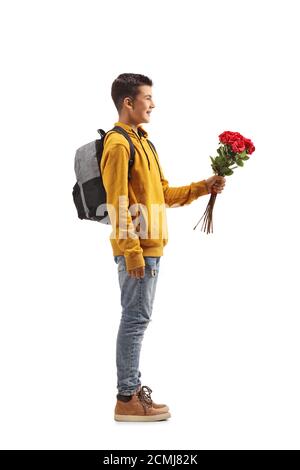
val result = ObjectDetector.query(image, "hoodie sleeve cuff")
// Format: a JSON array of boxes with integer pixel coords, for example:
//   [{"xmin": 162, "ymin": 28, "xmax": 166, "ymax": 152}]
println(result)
[
  {"xmin": 125, "ymin": 252, "xmax": 145, "ymax": 271},
  {"xmin": 191, "ymin": 180, "xmax": 210, "ymax": 197}
]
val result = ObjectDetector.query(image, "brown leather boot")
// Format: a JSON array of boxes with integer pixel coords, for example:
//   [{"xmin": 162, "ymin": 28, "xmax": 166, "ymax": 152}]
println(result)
[
  {"xmin": 135, "ymin": 385, "xmax": 169, "ymax": 412},
  {"xmin": 114, "ymin": 386, "xmax": 171, "ymax": 422}
]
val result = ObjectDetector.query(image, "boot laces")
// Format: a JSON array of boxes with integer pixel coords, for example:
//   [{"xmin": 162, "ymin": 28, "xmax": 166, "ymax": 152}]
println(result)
[{"xmin": 137, "ymin": 385, "xmax": 153, "ymax": 409}]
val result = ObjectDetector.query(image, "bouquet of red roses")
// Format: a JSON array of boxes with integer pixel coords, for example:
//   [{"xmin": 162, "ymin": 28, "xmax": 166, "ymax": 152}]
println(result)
[{"xmin": 193, "ymin": 131, "xmax": 255, "ymax": 234}]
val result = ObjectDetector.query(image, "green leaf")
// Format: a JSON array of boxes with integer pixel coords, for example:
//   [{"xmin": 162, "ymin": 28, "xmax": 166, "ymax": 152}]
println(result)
[
  {"xmin": 243, "ymin": 156, "xmax": 250, "ymax": 160},
  {"xmin": 219, "ymin": 146, "xmax": 225, "ymax": 158},
  {"xmin": 236, "ymin": 159, "xmax": 244, "ymax": 167}
]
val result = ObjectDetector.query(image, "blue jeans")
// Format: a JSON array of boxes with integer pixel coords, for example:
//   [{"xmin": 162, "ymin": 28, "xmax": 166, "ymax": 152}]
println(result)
[{"xmin": 113, "ymin": 255, "xmax": 161, "ymax": 395}]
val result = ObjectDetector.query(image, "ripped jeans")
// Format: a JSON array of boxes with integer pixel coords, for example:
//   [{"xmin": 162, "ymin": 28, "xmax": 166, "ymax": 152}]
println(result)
[{"xmin": 113, "ymin": 255, "xmax": 161, "ymax": 395}]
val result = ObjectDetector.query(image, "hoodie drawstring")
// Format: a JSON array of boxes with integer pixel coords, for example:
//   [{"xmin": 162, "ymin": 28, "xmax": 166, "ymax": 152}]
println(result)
[{"xmin": 134, "ymin": 130, "xmax": 150, "ymax": 171}]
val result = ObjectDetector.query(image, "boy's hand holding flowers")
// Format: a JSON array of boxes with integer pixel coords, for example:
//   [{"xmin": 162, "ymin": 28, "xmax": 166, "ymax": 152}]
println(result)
[{"xmin": 205, "ymin": 175, "xmax": 226, "ymax": 195}]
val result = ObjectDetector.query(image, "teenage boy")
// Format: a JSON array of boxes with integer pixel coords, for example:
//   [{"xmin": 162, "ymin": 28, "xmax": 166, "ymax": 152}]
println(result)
[{"xmin": 101, "ymin": 73, "xmax": 226, "ymax": 422}]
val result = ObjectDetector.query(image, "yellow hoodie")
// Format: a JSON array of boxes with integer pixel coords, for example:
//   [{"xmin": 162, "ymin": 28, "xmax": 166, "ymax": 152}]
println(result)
[{"xmin": 101, "ymin": 120, "xmax": 209, "ymax": 271}]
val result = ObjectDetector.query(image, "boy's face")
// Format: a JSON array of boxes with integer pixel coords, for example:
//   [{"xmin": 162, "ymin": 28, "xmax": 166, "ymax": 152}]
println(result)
[{"xmin": 122, "ymin": 85, "xmax": 155, "ymax": 125}]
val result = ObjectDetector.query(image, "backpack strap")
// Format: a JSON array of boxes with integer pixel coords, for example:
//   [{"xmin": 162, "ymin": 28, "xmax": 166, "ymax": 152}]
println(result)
[
  {"xmin": 97, "ymin": 127, "xmax": 135, "ymax": 180},
  {"xmin": 97, "ymin": 128, "xmax": 163, "ymax": 181}
]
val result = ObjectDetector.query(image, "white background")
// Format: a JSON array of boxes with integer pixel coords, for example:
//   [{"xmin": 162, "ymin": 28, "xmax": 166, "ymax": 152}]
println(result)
[{"xmin": 1, "ymin": 0, "xmax": 300, "ymax": 450}]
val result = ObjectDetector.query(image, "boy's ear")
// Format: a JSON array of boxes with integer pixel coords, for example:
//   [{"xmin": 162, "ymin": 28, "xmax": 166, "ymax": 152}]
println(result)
[
  {"xmin": 123, "ymin": 97, "xmax": 131, "ymax": 108},
  {"xmin": 126, "ymin": 95, "xmax": 135, "ymax": 107}
]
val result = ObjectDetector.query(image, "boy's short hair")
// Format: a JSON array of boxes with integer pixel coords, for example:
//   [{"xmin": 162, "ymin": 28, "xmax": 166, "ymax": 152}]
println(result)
[{"xmin": 111, "ymin": 73, "xmax": 153, "ymax": 113}]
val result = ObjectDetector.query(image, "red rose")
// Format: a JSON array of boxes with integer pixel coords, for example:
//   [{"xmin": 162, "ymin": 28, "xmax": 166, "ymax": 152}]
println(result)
[
  {"xmin": 219, "ymin": 131, "xmax": 233, "ymax": 144},
  {"xmin": 244, "ymin": 138, "xmax": 255, "ymax": 155},
  {"xmin": 219, "ymin": 131, "xmax": 243, "ymax": 145},
  {"xmin": 231, "ymin": 138, "xmax": 246, "ymax": 153}
]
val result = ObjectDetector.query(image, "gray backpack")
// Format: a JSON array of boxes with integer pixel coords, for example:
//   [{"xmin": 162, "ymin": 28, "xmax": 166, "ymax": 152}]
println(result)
[
  {"xmin": 72, "ymin": 126, "xmax": 137, "ymax": 224},
  {"xmin": 72, "ymin": 126, "xmax": 162, "ymax": 224}
]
